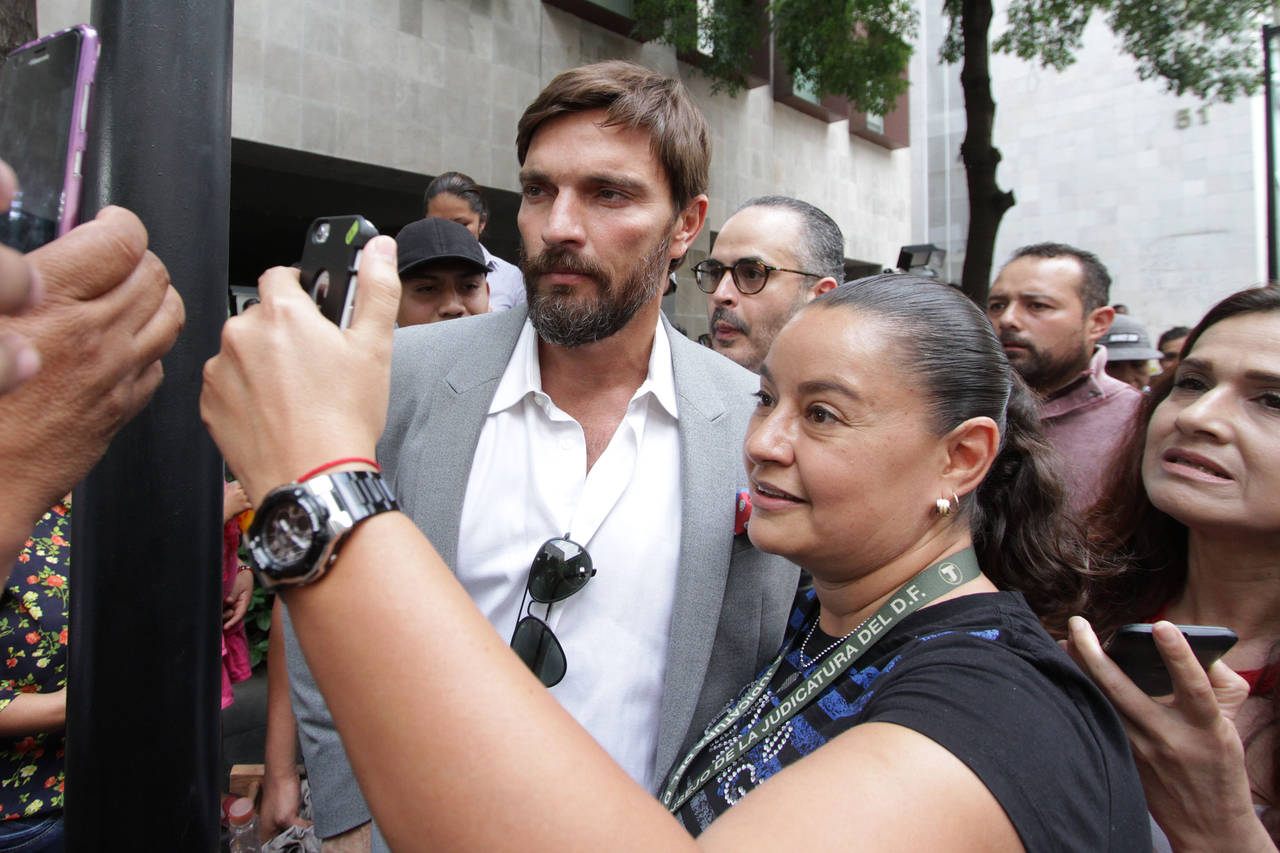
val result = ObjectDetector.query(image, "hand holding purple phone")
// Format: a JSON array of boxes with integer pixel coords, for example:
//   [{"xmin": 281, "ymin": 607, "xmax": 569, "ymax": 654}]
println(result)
[
  {"xmin": 0, "ymin": 25, "xmax": 99, "ymax": 254},
  {"xmin": 0, "ymin": 160, "xmax": 43, "ymax": 395},
  {"xmin": 0, "ymin": 25, "xmax": 99, "ymax": 394},
  {"xmin": 0, "ymin": 205, "xmax": 185, "ymax": 564}
]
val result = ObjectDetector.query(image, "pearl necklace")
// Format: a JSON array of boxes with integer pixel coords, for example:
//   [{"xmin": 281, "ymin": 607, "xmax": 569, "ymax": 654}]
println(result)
[{"xmin": 797, "ymin": 615, "xmax": 859, "ymax": 667}]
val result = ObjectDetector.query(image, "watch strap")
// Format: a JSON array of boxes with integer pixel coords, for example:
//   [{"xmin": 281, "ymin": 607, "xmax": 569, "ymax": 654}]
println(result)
[
  {"xmin": 308, "ymin": 469, "xmax": 398, "ymax": 581},
  {"xmin": 310, "ymin": 469, "xmax": 399, "ymax": 532}
]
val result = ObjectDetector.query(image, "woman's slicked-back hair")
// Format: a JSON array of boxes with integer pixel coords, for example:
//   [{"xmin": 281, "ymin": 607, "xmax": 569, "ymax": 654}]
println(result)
[
  {"xmin": 515, "ymin": 60, "xmax": 710, "ymax": 211},
  {"xmin": 812, "ymin": 274, "xmax": 1104, "ymax": 635},
  {"xmin": 815, "ymin": 274, "xmax": 1010, "ymax": 436},
  {"xmin": 424, "ymin": 171, "xmax": 489, "ymax": 224}
]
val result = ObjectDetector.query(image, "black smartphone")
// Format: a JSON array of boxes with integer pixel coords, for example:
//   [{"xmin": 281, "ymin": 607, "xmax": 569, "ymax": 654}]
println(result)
[
  {"xmin": 1108, "ymin": 623, "xmax": 1238, "ymax": 695},
  {"xmin": 298, "ymin": 215, "xmax": 379, "ymax": 328},
  {"xmin": 0, "ymin": 25, "xmax": 100, "ymax": 252}
]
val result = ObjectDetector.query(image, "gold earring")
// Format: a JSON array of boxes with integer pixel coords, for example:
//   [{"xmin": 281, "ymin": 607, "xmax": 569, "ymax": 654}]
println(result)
[{"xmin": 935, "ymin": 494, "xmax": 959, "ymax": 517}]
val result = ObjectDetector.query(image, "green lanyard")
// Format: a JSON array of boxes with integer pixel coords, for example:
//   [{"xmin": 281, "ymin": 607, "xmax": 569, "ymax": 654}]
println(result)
[{"xmin": 660, "ymin": 547, "xmax": 981, "ymax": 813}]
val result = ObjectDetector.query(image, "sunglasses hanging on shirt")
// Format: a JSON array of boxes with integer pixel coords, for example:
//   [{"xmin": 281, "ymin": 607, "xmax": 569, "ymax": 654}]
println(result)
[{"xmin": 510, "ymin": 535, "xmax": 595, "ymax": 687}]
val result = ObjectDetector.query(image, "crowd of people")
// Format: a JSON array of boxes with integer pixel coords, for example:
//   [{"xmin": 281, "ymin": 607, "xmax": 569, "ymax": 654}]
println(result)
[{"xmin": 0, "ymin": 58, "xmax": 1276, "ymax": 852}]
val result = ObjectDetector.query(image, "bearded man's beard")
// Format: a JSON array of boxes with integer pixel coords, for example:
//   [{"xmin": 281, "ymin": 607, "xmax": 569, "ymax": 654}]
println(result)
[
  {"xmin": 1000, "ymin": 331, "xmax": 1088, "ymax": 394},
  {"xmin": 521, "ymin": 234, "xmax": 672, "ymax": 348}
]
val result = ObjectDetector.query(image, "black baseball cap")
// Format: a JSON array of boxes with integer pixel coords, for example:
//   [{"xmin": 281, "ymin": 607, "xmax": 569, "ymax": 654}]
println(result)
[{"xmin": 395, "ymin": 218, "xmax": 490, "ymax": 278}]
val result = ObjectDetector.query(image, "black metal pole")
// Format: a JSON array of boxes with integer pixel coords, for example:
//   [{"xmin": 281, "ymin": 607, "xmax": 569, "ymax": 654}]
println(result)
[
  {"xmin": 66, "ymin": 2, "xmax": 232, "ymax": 850},
  {"xmin": 1265, "ymin": 25, "xmax": 1278, "ymax": 284}
]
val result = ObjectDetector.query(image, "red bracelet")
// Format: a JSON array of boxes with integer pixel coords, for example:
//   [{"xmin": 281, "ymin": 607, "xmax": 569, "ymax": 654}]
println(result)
[{"xmin": 297, "ymin": 457, "xmax": 380, "ymax": 482}]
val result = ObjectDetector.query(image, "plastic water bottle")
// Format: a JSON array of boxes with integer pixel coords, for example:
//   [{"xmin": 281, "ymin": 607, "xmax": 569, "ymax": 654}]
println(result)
[{"xmin": 227, "ymin": 796, "xmax": 260, "ymax": 853}]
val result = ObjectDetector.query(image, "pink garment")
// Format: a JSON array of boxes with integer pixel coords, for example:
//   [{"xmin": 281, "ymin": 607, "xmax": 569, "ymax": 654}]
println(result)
[
  {"xmin": 221, "ymin": 519, "xmax": 253, "ymax": 709},
  {"xmin": 1039, "ymin": 345, "xmax": 1143, "ymax": 516}
]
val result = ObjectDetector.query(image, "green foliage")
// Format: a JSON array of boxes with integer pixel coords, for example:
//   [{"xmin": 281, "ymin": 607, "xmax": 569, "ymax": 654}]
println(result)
[
  {"xmin": 633, "ymin": 0, "xmax": 766, "ymax": 95},
  {"xmin": 991, "ymin": 0, "xmax": 1103, "ymax": 69},
  {"xmin": 637, "ymin": 0, "xmax": 1265, "ymax": 113},
  {"xmin": 1106, "ymin": 0, "xmax": 1269, "ymax": 101},
  {"xmin": 632, "ymin": 0, "xmax": 917, "ymax": 115},
  {"xmin": 245, "ymin": 586, "xmax": 273, "ymax": 669},
  {"xmin": 773, "ymin": 0, "xmax": 916, "ymax": 115},
  {"xmin": 939, "ymin": 0, "xmax": 1267, "ymax": 103}
]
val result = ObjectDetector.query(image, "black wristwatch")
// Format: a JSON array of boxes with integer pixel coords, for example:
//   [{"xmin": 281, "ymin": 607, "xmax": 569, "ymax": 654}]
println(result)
[{"xmin": 247, "ymin": 470, "xmax": 398, "ymax": 591}]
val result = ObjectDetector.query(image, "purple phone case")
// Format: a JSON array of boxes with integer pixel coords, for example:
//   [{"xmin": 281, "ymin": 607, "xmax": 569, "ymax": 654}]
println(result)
[{"xmin": 8, "ymin": 25, "xmax": 100, "ymax": 236}]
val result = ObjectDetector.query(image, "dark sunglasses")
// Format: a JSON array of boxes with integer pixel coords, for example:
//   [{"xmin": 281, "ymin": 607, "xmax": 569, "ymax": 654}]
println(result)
[
  {"xmin": 510, "ymin": 536, "xmax": 595, "ymax": 687},
  {"xmin": 692, "ymin": 258, "xmax": 821, "ymax": 295}
]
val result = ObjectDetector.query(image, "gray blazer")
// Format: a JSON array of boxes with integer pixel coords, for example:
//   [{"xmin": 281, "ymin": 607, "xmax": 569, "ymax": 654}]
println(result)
[{"xmin": 282, "ymin": 307, "xmax": 799, "ymax": 841}]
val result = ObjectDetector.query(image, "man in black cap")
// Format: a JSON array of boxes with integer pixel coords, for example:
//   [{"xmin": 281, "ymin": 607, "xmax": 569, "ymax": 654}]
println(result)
[{"xmin": 394, "ymin": 217, "xmax": 490, "ymax": 326}]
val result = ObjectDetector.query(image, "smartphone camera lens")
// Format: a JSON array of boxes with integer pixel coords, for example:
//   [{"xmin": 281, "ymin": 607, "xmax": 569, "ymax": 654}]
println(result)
[{"xmin": 312, "ymin": 222, "xmax": 331, "ymax": 243}]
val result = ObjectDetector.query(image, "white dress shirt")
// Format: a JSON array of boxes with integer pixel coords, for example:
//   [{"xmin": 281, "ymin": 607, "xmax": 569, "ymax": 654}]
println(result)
[
  {"xmin": 456, "ymin": 316, "xmax": 682, "ymax": 786},
  {"xmin": 481, "ymin": 245, "xmax": 527, "ymax": 312}
]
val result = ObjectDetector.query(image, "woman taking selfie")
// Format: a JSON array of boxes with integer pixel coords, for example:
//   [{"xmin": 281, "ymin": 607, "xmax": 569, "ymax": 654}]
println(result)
[
  {"xmin": 1070, "ymin": 285, "xmax": 1280, "ymax": 852},
  {"xmin": 201, "ymin": 251, "xmax": 1148, "ymax": 851}
]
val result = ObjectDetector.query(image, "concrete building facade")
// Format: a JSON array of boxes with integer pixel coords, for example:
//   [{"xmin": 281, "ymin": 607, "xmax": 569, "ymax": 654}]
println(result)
[{"xmin": 39, "ymin": 0, "xmax": 912, "ymax": 337}]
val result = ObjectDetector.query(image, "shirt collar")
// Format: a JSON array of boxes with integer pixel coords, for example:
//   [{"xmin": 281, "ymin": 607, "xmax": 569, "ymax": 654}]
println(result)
[
  {"xmin": 488, "ymin": 315, "xmax": 679, "ymax": 419},
  {"xmin": 641, "ymin": 315, "xmax": 679, "ymax": 419}
]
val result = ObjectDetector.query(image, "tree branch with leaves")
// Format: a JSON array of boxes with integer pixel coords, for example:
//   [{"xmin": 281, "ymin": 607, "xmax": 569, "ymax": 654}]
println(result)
[
  {"xmin": 633, "ymin": 0, "xmax": 917, "ymax": 116},
  {"xmin": 637, "ymin": 0, "xmax": 1270, "ymax": 302}
]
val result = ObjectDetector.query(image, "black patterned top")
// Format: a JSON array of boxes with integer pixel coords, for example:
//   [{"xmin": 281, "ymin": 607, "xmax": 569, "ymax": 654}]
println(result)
[{"xmin": 668, "ymin": 591, "xmax": 1151, "ymax": 851}]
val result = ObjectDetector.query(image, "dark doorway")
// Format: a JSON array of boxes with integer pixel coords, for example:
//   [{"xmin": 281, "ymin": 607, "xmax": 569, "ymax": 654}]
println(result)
[{"xmin": 229, "ymin": 139, "xmax": 522, "ymax": 287}]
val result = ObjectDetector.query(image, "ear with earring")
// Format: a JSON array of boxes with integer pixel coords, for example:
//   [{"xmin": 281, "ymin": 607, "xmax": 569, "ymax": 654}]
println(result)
[{"xmin": 934, "ymin": 494, "xmax": 959, "ymax": 517}]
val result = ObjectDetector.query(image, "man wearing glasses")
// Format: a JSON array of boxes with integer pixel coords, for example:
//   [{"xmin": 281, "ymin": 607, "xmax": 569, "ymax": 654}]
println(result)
[
  {"xmin": 696, "ymin": 196, "xmax": 844, "ymax": 372},
  {"xmin": 277, "ymin": 61, "xmax": 800, "ymax": 853}
]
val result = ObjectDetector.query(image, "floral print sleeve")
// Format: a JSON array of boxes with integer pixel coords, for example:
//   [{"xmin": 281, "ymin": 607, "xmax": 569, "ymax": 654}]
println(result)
[{"xmin": 0, "ymin": 499, "xmax": 70, "ymax": 819}]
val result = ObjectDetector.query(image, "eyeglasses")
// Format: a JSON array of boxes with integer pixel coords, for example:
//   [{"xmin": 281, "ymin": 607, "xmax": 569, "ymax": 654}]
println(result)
[
  {"xmin": 692, "ymin": 259, "xmax": 822, "ymax": 295},
  {"xmin": 510, "ymin": 536, "xmax": 595, "ymax": 687}
]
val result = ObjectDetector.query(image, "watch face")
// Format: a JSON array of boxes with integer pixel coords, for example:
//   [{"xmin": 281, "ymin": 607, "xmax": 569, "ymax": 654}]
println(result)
[
  {"xmin": 248, "ymin": 472, "xmax": 396, "ymax": 589},
  {"xmin": 264, "ymin": 501, "xmax": 316, "ymax": 564}
]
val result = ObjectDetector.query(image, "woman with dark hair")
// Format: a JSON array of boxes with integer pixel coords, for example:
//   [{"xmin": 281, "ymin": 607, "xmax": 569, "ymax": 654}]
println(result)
[
  {"xmin": 201, "ymin": 258, "xmax": 1149, "ymax": 851},
  {"xmin": 1071, "ymin": 284, "xmax": 1280, "ymax": 852},
  {"xmin": 424, "ymin": 171, "xmax": 526, "ymax": 311}
]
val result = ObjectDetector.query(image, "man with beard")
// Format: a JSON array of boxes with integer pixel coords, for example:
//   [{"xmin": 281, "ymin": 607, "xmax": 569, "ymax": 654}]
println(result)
[
  {"xmin": 274, "ymin": 61, "xmax": 799, "ymax": 853},
  {"xmin": 986, "ymin": 242, "xmax": 1140, "ymax": 514},
  {"xmin": 698, "ymin": 196, "xmax": 842, "ymax": 372}
]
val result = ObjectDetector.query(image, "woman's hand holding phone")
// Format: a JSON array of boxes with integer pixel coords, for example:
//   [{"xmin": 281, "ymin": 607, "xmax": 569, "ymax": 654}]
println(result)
[
  {"xmin": 201, "ymin": 235, "xmax": 401, "ymax": 506},
  {"xmin": 1065, "ymin": 618, "xmax": 1274, "ymax": 852},
  {"xmin": 0, "ymin": 205, "xmax": 184, "ymax": 565}
]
